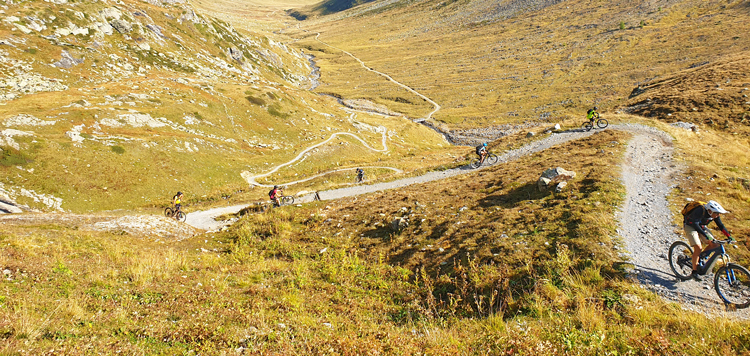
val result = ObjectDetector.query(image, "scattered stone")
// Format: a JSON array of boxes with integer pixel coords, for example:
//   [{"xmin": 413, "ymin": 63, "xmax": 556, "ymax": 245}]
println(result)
[
  {"xmin": 53, "ymin": 50, "xmax": 84, "ymax": 69},
  {"xmin": 4, "ymin": 114, "xmax": 56, "ymax": 127},
  {"xmin": 391, "ymin": 216, "xmax": 409, "ymax": 231}
]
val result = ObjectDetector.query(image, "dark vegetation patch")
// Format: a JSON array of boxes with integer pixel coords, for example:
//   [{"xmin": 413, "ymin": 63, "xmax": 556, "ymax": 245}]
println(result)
[{"xmin": 0, "ymin": 148, "xmax": 32, "ymax": 166}]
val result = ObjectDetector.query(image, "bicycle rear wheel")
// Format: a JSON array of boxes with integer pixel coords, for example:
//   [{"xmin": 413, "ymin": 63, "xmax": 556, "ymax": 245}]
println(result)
[
  {"xmin": 714, "ymin": 263, "xmax": 750, "ymax": 309},
  {"xmin": 485, "ymin": 153, "xmax": 498, "ymax": 165},
  {"xmin": 281, "ymin": 196, "xmax": 295, "ymax": 205},
  {"xmin": 668, "ymin": 241, "xmax": 694, "ymax": 281},
  {"xmin": 164, "ymin": 207, "xmax": 174, "ymax": 218},
  {"xmin": 470, "ymin": 159, "xmax": 481, "ymax": 169},
  {"xmin": 581, "ymin": 122, "xmax": 593, "ymax": 131},
  {"xmin": 177, "ymin": 211, "xmax": 187, "ymax": 222},
  {"xmin": 597, "ymin": 119, "xmax": 609, "ymax": 129}
]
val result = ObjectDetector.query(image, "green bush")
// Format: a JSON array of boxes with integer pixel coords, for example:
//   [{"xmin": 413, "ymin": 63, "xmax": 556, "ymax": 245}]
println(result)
[{"xmin": 111, "ymin": 146, "xmax": 125, "ymax": 154}]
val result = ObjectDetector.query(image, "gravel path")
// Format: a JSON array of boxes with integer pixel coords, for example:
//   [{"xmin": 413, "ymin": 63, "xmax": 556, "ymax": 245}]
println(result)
[{"xmin": 616, "ymin": 125, "xmax": 749, "ymax": 318}]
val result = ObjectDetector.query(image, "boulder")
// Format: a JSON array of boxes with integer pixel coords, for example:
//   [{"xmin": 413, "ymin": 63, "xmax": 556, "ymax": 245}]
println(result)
[
  {"xmin": 0, "ymin": 201, "xmax": 23, "ymax": 214},
  {"xmin": 100, "ymin": 7, "xmax": 123, "ymax": 20},
  {"xmin": 110, "ymin": 19, "xmax": 132, "ymax": 34},
  {"xmin": 538, "ymin": 167, "xmax": 576, "ymax": 191}
]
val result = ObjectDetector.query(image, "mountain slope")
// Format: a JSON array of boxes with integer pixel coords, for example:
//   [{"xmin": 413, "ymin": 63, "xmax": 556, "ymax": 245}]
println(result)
[
  {"xmin": 0, "ymin": 0, "xmax": 450, "ymax": 213},
  {"xmin": 283, "ymin": 0, "xmax": 749, "ymax": 128},
  {"xmin": 621, "ymin": 51, "xmax": 750, "ymax": 134}
]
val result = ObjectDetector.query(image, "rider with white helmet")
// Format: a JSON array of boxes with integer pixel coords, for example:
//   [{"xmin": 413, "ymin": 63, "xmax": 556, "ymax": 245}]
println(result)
[{"xmin": 684, "ymin": 200, "xmax": 733, "ymax": 281}]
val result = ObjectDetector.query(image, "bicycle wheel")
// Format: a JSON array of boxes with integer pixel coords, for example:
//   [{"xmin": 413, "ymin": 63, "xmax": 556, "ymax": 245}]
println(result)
[
  {"xmin": 597, "ymin": 119, "xmax": 609, "ymax": 129},
  {"xmin": 177, "ymin": 211, "xmax": 187, "ymax": 222},
  {"xmin": 714, "ymin": 263, "xmax": 750, "ymax": 309},
  {"xmin": 164, "ymin": 207, "xmax": 174, "ymax": 218},
  {"xmin": 281, "ymin": 196, "xmax": 295, "ymax": 205},
  {"xmin": 581, "ymin": 122, "xmax": 593, "ymax": 131},
  {"xmin": 668, "ymin": 241, "xmax": 694, "ymax": 281},
  {"xmin": 470, "ymin": 159, "xmax": 481, "ymax": 169},
  {"xmin": 485, "ymin": 153, "xmax": 498, "ymax": 165}
]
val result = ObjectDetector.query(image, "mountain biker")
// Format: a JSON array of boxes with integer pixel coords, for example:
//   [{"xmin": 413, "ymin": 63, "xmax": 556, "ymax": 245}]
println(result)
[
  {"xmin": 269, "ymin": 185, "xmax": 282, "ymax": 207},
  {"xmin": 355, "ymin": 168, "xmax": 364, "ymax": 183},
  {"xmin": 475, "ymin": 142, "xmax": 488, "ymax": 165},
  {"xmin": 587, "ymin": 107, "xmax": 600, "ymax": 124},
  {"xmin": 172, "ymin": 191, "xmax": 184, "ymax": 218},
  {"xmin": 684, "ymin": 200, "xmax": 733, "ymax": 281}
]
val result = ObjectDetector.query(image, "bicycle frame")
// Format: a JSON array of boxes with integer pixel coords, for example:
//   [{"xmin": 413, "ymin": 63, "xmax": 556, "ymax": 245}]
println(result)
[{"xmin": 695, "ymin": 244, "xmax": 730, "ymax": 275}]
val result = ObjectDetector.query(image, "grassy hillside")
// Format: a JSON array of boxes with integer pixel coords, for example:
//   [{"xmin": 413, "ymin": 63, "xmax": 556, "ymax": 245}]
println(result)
[
  {"xmin": 622, "ymin": 51, "xmax": 750, "ymax": 135},
  {"xmin": 280, "ymin": 0, "xmax": 749, "ymax": 128},
  {"xmin": 2, "ymin": 116, "xmax": 750, "ymax": 354},
  {"xmin": 0, "ymin": 0, "xmax": 452, "ymax": 213}
]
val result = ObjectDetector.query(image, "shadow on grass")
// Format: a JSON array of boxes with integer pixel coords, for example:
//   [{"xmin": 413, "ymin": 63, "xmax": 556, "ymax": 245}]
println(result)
[{"xmin": 477, "ymin": 181, "xmax": 549, "ymax": 209}]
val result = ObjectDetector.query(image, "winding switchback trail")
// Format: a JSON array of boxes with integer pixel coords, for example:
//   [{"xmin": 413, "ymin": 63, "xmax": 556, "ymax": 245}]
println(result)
[
  {"xmin": 313, "ymin": 33, "xmax": 441, "ymax": 121},
  {"xmin": 240, "ymin": 129, "xmax": 392, "ymax": 188}
]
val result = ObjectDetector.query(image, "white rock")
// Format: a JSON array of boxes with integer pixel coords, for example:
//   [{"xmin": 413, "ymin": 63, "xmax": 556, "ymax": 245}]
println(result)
[{"xmin": 4, "ymin": 114, "xmax": 56, "ymax": 127}]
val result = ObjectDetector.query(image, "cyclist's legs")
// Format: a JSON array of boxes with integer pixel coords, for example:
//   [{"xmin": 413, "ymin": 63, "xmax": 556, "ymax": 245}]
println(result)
[{"xmin": 684, "ymin": 224, "xmax": 706, "ymax": 270}]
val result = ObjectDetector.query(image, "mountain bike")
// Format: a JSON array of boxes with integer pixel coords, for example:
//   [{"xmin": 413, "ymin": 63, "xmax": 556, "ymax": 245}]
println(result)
[
  {"xmin": 470, "ymin": 153, "xmax": 498, "ymax": 169},
  {"xmin": 668, "ymin": 238, "xmax": 750, "ymax": 309},
  {"xmin": 164, "ymin": 206, "xmax": 187, "ymax": 222},
  {"xmin": 581, "ymin": 118, "xmax": 609, "ymax": 131},
  {"xmin": 280, "ymin": 195, "xmax": 295, "ymax": 206}
]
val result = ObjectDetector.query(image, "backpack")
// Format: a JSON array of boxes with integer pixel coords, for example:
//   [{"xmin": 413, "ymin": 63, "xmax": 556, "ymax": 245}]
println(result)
[
  {"xmin": 268, "ymin": 189, "xmax": 275, "ymax": 198},
  {"xmin": 476, "ymin": 145, "xmax": 483, "ymax": 155},
  {"xmin": 681, "ymin": 200, "xmax": 706, "ymax": 216}
]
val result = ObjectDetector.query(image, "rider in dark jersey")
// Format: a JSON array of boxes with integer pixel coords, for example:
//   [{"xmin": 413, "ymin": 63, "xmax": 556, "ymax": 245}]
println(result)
[{"xmin": 683, "ymin": 200, "xmax": 732, "ymax": 281}]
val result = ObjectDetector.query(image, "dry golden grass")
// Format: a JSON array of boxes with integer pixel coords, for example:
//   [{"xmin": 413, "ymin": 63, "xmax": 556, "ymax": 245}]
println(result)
[{"xmin": 272, "ymin": 0, "xmax": 750, "ymax": 129}]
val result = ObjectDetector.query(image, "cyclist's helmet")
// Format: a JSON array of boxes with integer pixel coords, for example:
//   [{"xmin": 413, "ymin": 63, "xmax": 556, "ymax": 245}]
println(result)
[
  {"xmin": 177, "ymin": 191, "xmax": 182, "ymax": 196},
  {"xmin": 705, "ymin": 200, "xmax": 728, "ymax": 214},
  {"xmin": 274, "ymin": 185, "xmax": 279, "ymax": 189},
  {"xmin": 483, "ymin": 142, "xmax": 487, "ymax": 147},
  {"xmin": 593, "ymin": 106, "xmax": 598, "ymax": 110}
]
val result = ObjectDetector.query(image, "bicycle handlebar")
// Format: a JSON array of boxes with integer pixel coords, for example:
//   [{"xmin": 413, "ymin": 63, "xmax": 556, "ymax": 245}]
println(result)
[{"xmin": 712, "ymin": 238, "xmax": 735, "ymax": 245}]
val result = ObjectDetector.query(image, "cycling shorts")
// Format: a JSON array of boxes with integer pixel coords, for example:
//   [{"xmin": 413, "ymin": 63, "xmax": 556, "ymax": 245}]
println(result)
[{"xmin": 684, "ymin": 224, "xmax": 709, "ymax": 248}]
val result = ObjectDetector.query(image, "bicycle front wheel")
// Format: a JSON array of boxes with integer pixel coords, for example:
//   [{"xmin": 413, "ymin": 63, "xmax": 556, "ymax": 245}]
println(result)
[
  {"xmin": 281, "ymin": 196, "xmax": 295, "ymax": 205},
  {"xmin": 597, "ymin": 119, "xmax": 609, "ymax": 129},
  {"xmin": 177, "ymin": 211, "xmax": 187, "ymax": 222},
  {"xmin": 581, "ymin": 122, "xmax": 593, "ymax": 131},
  {"xmin": 668, "ymin": 241, "xmax": 694, "ymax": 281},
  {"xmin": 164, "ymin": 207, "xmax": 174, "ymax": 218},
  {"xmin": 485, "ymin": 153, "xmax": 498, "ymax": 165},
  {"xmin": 714, "ymin": 263, "xmax": 750, "ymax": 309}
]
